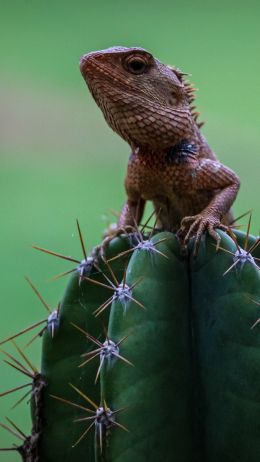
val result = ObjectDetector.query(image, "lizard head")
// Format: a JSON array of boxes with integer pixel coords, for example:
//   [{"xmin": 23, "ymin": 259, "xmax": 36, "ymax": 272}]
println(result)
[{"xmin": 80, "ymin": 46, "xmax": 194, "ymax": 150}]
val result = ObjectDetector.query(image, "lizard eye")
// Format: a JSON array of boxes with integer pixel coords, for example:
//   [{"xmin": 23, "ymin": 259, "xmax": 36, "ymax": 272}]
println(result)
[{"xmin": 125, "ymin": 56, "xmax": 148, "ymax": 75}]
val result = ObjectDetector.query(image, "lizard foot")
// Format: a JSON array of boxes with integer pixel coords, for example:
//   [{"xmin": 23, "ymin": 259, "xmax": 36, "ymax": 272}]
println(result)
[
  {"xmin": 179, "ymin": 214, "xmax": 228, "ymax": 256},
  {"xmin": 92, "ymin": 225, "xmax": 136, "ymax": 261}
]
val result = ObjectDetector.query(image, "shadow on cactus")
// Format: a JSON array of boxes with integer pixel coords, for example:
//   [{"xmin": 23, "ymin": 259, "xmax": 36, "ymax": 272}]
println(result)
[{"xmin": 0, "ymin": 216, "xmax": 259, "ymax": 462}]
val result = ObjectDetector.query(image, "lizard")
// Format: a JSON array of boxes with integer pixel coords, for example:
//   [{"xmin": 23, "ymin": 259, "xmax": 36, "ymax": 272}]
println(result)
[{"xmin": 79, "ymin": 46, "xmax": 240, "ymax": 253}]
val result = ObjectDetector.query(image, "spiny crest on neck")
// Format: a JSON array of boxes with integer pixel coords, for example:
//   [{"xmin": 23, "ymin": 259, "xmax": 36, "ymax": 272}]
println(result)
[{"xmin": 168, "ymin": 65, "xmax": 204, "ymax": 129}]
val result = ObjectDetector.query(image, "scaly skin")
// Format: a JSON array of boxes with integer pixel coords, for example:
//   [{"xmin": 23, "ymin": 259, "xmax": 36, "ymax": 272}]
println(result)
[{"xmin": 80, "ymin": 46, "xmax": 240, "ymax": 251}]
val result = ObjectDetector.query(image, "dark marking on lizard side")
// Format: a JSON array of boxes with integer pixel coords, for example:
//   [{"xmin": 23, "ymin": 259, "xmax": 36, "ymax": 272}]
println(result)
[{"xmin": 166, "ymin": 140, "xmax": 198, "ymax": 165}]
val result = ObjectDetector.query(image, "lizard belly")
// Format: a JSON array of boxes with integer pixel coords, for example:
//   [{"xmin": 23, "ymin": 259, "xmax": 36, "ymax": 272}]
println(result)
[
  {"xmin": 126, "ymin": 155, "xmax": 176, "ymax": 201},
  {"xmin": 127, "ymin": 154, "xmax": 199, "ymax": 202},
  {"xmin": 153, "ymin": 190, "xmax": 214, "ymax": 231},
  {"xmin": 126, "ymin": 154, "xmax": 215, "ymax": 230}
]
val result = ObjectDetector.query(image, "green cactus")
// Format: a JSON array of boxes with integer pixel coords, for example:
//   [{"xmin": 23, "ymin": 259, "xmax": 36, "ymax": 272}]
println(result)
[
  {"xmin": 101, "ymin": 232, "xmax": 193, "ymax": 462},
  {"xmin": 0, "ymin": 223, "xmax": 259, "ymax": 462},
  {"xmin": 190, "ymin": 231, "xmax": 260, "ymax": 461},
  {"xmin": 38, "ymin": 234, "xmax": 135, "ymax": 461}
]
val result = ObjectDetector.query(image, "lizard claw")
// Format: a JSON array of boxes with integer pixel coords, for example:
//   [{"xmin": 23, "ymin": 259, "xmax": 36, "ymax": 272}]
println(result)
[
  {"xmin": 92, "ymin": 225, "xmax": 136, "ymax": 261},
  {"xmin": 179, "ymin": 214, "xmax": 228, "ymax": 256}
]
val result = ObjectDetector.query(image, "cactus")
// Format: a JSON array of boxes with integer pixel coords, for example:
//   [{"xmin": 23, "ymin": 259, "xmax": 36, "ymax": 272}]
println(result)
[{"xmin": 0, "ymin": 220, "xmax": 259, "ymax": 462}]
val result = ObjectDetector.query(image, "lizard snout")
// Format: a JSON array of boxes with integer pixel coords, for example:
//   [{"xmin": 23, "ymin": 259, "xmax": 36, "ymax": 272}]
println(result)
[
  {"xmin": 79, "ymin": 52, "xmax": 107, "ymax": 84},
  {"xmin": 79, "ymin": 53, "xmax": 91, "ymax": 77}
]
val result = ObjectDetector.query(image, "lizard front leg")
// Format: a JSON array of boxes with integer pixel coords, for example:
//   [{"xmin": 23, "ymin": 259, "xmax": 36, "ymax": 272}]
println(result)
[
  {"xmin": 98, "ymin": 197, "xmax": 145, "ymax": 259},
  {"xmin": 179, "ymin": 159, "xmax": 240, "ymax": 253},
  {"xmin": 118, "ymin": 198, "xmax": 145, "ymax": 229}
]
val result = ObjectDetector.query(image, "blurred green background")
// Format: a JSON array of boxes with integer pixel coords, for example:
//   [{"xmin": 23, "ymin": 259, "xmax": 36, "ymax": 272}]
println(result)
[{"xmin": 0, "ymin": 0, "xmax": 259, "ymax": 459}]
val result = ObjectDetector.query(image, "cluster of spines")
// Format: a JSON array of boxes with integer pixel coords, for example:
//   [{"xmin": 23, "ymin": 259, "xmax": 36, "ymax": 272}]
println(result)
[
  {"xmin": 0, "ymin": 341, "xmax": 46, "ymax": 459},
  {"xmin": 218, "ymin": 214, "xmax": 260, "ymax": 276},
  {"xmin": 169, "ymin": 65, "xmax": 204, "ymax": 128}
]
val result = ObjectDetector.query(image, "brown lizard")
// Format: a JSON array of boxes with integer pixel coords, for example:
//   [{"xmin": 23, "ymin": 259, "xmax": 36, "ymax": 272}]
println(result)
[{"xmin": 80, "ymin": 46, "xmax": 240, "ymax": 253}]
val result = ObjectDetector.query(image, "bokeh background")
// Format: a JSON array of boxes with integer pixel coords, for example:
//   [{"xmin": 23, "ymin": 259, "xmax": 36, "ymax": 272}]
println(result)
[{"xmin": 0, "ymin": 0, "xmax": 259, "ymax": 459}]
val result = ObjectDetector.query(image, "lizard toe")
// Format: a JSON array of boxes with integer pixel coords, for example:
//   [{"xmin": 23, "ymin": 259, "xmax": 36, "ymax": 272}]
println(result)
[
  {"xmin": 208, "ymin": 224, "xmax": 221, "ymax": 250},
  {"xmin": 183, "ymin": 216, "xmax": 201, "ymax": 243}
]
